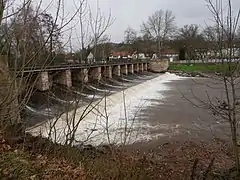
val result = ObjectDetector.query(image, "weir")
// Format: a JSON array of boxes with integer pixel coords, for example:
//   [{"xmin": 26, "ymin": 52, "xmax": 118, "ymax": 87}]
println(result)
[
  {"xmin": 35, "ymin": 72, "xmax": 51, "ymax": 91},
  {"xmin": 113, "ymin": 65, "xmax": 121, "ymax": 76},
  {"xmin": 28, "ymin": 72, "xmax": 178, "ymax": 146},
  {"xmin": 78, "ymin": 68, "xmax": 89, "ymax": 83},
  {"xmin": 1, "ymin": 55, "xmax": 173, "ymax": 141},
  {"xmin": 128, "ymin": 64, "xmax": 134, "ymax": 74},
  {"xmin": 89, "ymin": 67, "xmax": 101, "ymax": 81},
  {"xmin": 103, "ymin": 66, "xmax": 112, "ymax": 78},
  {"xmin": 139, "ymin": 63, "xmax": 144, "ymax": 72},
  {"xmin": 55, "ymin": 70, "xmax": 72, "ymax": 88},
  {"xmin": 134, "ymin": 64, "xmax": 139, "ymax": 72},
  {"xmin": 120, "ymin": 64, "xmax": 128, "ymax": 75},
  {"xmin": 11, "ymin": 60, "xmax": 169, "ymax": 95}
]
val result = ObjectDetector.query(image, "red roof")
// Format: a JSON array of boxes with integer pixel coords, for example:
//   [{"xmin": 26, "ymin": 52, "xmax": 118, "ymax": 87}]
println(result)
[{"xmin": 111, "ymin": 52, "xmax": 131, "ymax": 57}]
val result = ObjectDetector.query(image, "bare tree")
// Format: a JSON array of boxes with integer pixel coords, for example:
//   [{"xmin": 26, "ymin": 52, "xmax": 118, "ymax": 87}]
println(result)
[
  {"xmin": 178, "ymin": 24, "xmax": 200, "ymax": 39},
  {"xmin": 202, "ymin": 26, "xmax": 219, "ymax": 42},
  {"xmin": 208, "ymin": 0, "xmax": 240, "ymax": 173},
  {"xmin": 74, "ymin": 0, "xmax": 89, "ymax": 62},
  {"xmin": 178, "ymin": 24, "xmax": 204, "ymax": 59},
  {"xmin": 141, "ymin": 9, "xmax": 176, "ymax": 57},
  {"xmin": 201, "ymin": 25, "xmax": 226, "ymax": 58},
  {"xmin": 0, "ymin": 0, "xmax": 4, "ymax": 25},
  {"xmin": 124, "ymin": 26, "xmax": 137, "ymax": 44},
  {"xmin": 0, "ymin": 0, "xmax": 82, "ymax": 137},
  {"xmin": 89, "ymin": 0, "xmax": 114, "ymax": 62},
  {"xmin": 184, "ymin": 0, "xmax": 240, "ymax": 174},
  {"xmin": 28, "ymin": 1, "xmax": 116, "ymax": 146},
  {"xmin": 237, "ymin": 26, "xmax": 240, "ymax": 38}
]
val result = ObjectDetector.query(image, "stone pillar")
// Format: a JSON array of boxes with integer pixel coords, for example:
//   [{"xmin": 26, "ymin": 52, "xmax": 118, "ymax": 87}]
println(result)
[
  {"xmin": 113, "ymin": 65, "xmax": 120, "ymax": 76},
  {"xmin": 144, "ymin": 63, "xmax": 148, "ymax": 71},
  {"xmin": 56, "ymin": 70, "xmax": 72, "ymax": 87},
  {"xmin": 35, "ymin": 71, "xmax": 50, "ymax": 91},
  {"xmin": 90, "ymin": 67, "xmax": 101, "ymax": 81},
  {"xmin": 134, "ymin": 64, "xmax": 139, "ymax": 72},
  {"xmin": 139, "ymin": 63, "xmax": 144, "ymax": 72},
  {"xmin": 79, "ymin": 68, "xmax": 88, "ymax": 83},
  {"xmin": 121, "ymin": 64, "xmax": 128, "ymax": 75},
  {"xmin": 128, "ymin": 64, "xmax": 134, "ymax": 74},
  {"xmin": 104, "ymin": 66, "xmax": 112, "ymax": 78}
]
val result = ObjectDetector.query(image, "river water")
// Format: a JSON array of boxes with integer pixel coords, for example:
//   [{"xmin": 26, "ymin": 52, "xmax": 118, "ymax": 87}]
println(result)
[{"xmin": 26, "ymin": 72, "xmax": 185, "ymax": 146}]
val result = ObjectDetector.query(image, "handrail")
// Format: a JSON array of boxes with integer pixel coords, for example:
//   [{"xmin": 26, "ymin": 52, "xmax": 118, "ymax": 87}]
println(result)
[{"xmin": 9, "ymin": 59, "xmax": 150, "ymax": 72}]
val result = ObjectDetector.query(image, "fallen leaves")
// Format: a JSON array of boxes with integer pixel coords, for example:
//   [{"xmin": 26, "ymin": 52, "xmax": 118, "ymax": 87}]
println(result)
[
  {"xmin": 0, "ymin": 134, "xmax": 11, "ymax": 151},
  {"xmin": 0, "ymin": 134, "xmax": 86, "ymax": 180},
  {"xmin": 0, "ymin": 133, "xmax": 235, "ymax": 180},
  {"xmin": 140, "ymin": 139, "xmax": 234, "ymax": 179}
]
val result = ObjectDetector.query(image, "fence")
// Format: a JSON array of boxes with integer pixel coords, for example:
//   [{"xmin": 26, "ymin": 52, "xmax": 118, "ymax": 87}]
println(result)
[{"xmin": 171, "ymin": 59, "xmax": 240, "ymax": 64}]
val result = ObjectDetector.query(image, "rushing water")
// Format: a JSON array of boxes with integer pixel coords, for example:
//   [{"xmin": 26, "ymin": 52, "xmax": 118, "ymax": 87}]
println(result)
[{"xmin": 26, "ymin": 72, "xmax": 184, "ymax": 146}]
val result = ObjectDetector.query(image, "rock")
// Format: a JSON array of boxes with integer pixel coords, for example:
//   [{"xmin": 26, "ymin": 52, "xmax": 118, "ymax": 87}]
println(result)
[
  {"xmin": 191, "ymin": 72, "xmax": 200, "ymax": 77},
  {"xmin": 149, "ymin": 59, "xmax": 169, "ymax": 72}
]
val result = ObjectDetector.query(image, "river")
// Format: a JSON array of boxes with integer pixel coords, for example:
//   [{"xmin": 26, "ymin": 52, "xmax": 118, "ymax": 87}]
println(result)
[{"xmin": 26, "ymin": 72, "xmax": 185, "ymax": 146}]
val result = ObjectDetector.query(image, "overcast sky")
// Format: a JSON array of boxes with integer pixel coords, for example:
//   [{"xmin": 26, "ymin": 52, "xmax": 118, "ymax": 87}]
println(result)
[
  {"xmin": 92, "ymin": 0, "xmax": 212, "ymax": 42},
  {"xmin": 40, "ymin": 0, "xmax": 240, "ymax": 47},
  {"xmin": 85, "ymin": 0, "xmax": 240, "ymax": 42}
]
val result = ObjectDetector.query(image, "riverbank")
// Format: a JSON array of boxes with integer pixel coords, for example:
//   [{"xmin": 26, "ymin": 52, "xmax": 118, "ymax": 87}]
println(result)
[
  {"xmin": 0, "ymin": 133, "xmax": 235, "ymax": 180},
  {"xmin": 168, "ymin": 63, "xmax": 238, "ymax": 75}
]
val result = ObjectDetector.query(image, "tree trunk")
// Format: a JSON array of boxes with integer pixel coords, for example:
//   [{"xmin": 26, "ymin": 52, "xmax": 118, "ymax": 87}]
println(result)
[
  {"xmin": 230, "ymin": 121, "xmax": 240, "ymax": 173},
  {"xmin": 0, "ymin": 55, "xmax": 21, "ymax": 136},
  {"xmin": 0, "ymin": 0, "xmax": 4, "ymax": 25}
]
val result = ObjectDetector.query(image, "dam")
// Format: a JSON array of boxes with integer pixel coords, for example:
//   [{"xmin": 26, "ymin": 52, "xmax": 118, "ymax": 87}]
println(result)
[
  {"xmin": 1, "ymin": 57, "xmax": 175, "ymax": 145},
  {"xmin": 26, "ymin": 72, "xmax": 182, "ymax": 146}
]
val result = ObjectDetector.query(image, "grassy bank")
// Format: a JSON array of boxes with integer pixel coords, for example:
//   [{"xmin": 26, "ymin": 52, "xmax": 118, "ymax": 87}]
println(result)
[{"xmin": 168, "ymin": 63, "xmax": 238, "ymax": 73}]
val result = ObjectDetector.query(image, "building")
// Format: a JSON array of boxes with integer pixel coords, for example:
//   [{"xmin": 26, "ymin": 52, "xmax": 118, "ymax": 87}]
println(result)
[
  {"xmin": 109, "ymin": 51, "xmax": 132, "ymax": 59},
  {"xmin": 161, "ymin": 49, "xmax": 179, "ymax": 62},
  {"xmin": 109, "ymin": 51, "xmax": 151, "ymax": 60},
  {"xmin": 87, "ymin": 52, "xmax": 95, "ymax": 63}
]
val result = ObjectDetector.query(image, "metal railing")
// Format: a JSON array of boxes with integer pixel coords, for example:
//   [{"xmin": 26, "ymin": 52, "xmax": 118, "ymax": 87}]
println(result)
[{"xmin": 9, "ymin": 58, "xmax": 149, "ymax": 73}]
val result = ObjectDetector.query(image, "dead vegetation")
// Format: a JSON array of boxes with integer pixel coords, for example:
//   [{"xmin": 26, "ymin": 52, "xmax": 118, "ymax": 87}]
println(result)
[{"xmin": 0, "ymin": 132, "xmax": 237, "ymax": 180}]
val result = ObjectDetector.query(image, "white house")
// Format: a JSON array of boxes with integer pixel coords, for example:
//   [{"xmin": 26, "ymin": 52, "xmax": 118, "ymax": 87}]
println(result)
[{"xmin": 87, "ymin": 52, "xmax": 95, "ymax": 63}]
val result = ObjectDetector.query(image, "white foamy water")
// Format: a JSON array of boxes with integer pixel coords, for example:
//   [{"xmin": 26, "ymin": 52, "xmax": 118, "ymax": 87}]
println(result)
[
  {"xmin": 87, "ymin": 85, "xmax": 116, "ymax": 93},
  {"xmin": 26, "ymin": 105, "xmax": 53, "ymax": 116},
  {"xmin": 28, "ymin": 73, "xmax": 184, "ymax": 146},
  {"xmin": 73, "ymin": 90, "xmax": 102, "ymax": 99}
]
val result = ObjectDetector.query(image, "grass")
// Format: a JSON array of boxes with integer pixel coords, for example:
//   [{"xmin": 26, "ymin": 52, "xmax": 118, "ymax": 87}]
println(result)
[
  {"xmin": 0, "ymin": 151, "xmax": 39, "ymax": 179},
  {"xmin": 168, "ymin": 63, "xmax": 238, "ymax": 73},
  {"xmin": 0, "ymin": 148, "xmax": 86, "ymax": 180}
]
